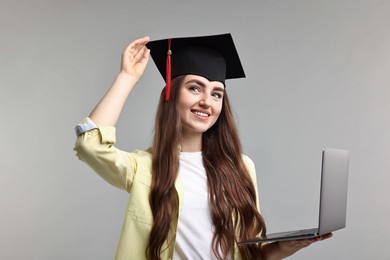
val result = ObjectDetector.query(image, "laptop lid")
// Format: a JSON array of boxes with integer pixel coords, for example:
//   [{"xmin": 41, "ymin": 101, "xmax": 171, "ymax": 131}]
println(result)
[{"xmin": 318, "ymin": 148, "xmax": 350, "ymax": 235}]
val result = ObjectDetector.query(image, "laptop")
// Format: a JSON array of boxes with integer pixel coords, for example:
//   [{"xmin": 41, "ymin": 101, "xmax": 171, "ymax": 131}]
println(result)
[{"xmin": 239, "ymin": 148, "xmax": 350, "ymax": 244}]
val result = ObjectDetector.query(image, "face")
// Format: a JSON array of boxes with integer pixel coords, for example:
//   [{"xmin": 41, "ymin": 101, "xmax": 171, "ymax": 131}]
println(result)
[{"xmin": 178, "ymin": 74, "xmax": 224, "ymax": 136}]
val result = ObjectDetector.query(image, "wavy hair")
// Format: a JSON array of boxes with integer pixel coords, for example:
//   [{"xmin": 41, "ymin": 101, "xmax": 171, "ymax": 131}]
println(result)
[{"xmin": 148, "ymin": 76, "xmax": 266, "ymax": 259}]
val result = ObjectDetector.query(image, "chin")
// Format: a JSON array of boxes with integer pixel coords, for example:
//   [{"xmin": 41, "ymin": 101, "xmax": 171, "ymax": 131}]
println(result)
[{"xmin": 183, "ymin": 124, "xmax": 212, "ymax": 135}]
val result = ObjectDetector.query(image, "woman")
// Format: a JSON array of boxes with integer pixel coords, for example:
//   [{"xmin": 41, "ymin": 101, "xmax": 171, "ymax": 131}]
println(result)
[{"xmin": 74, "ymin": 34, "xmax": 331, "ymax": 260}]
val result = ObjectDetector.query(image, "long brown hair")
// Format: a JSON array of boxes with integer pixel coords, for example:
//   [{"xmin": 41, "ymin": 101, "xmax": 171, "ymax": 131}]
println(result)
[{"xmin": 148, "ymin": 76, "xmax": 266, "ymax": 259}]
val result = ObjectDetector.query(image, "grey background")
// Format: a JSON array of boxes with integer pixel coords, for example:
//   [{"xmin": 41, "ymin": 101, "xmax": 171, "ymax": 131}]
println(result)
[{"xmin": 1, "ymin": 0, "xmax": 389, "ymax": 259}]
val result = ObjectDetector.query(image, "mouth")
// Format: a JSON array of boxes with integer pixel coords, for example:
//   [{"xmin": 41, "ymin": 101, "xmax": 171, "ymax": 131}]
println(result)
[{"xmin": 191, "ymin": 110, "xmax": 210, "ymax": 118}]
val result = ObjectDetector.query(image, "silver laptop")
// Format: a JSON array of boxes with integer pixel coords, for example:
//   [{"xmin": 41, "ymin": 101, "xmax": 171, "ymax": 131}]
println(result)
[{"xmin": 239, "ymin": 148, "xmax": 350, "ymax": 244}]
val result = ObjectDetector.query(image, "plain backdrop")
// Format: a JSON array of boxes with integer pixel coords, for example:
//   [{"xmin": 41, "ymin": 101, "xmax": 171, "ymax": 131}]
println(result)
[{"xmin": 1, "ymin": 0, "xmax": 389, "ymax": 259}]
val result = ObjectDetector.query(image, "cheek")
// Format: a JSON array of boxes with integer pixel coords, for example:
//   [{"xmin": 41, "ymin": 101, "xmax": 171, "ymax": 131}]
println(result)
[
  {"xmin": 178, "ymin": 92, "xmax": 193, "ymax": 110},
  {"xmin": 214, "ymin": 111, "xmax": 221, "ymax": 120},
  {"xmin": 178, "ymin": 94, "xmax": 189, "ymax": 111},
  {"xmin": 214, "ymin": 103, "xmax": 223, "ymax": 117},
  {"xmin": 210, "ymin": 106, "xmax": 223, "ymax": 125}
]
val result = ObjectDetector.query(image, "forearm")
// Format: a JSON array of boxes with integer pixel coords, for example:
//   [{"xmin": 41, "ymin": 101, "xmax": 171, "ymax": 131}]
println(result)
[{"xmin": 89, "ymin": 72, "xmax": 138, "ymax": 126}]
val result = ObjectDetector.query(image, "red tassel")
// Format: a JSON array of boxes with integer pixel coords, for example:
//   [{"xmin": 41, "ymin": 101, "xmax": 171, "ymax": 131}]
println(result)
[{"xmin": 165, "ymin": 38, "xmax": 172, "ymax": 101}]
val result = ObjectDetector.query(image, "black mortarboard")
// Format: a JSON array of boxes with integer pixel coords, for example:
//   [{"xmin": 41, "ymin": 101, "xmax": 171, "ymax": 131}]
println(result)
[{"xmin": 147, "ymin": 33, "xmax": 245, "ymax": 101}]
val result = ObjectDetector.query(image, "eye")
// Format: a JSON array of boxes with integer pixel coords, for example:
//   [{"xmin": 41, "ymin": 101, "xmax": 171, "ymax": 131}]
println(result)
[
  {"xmin": 212, "ymin": 92, "xmax": 223, "ymax": 99},
  {"xmin": 189, "ymin": 85, "xmax": 200, "ymax": 93}
]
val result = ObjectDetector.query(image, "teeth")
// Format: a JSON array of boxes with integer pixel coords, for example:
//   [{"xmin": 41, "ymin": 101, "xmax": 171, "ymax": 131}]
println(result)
[{"xmin": 194, "ymin": 111, "xmax": 209, "ymax": 117}]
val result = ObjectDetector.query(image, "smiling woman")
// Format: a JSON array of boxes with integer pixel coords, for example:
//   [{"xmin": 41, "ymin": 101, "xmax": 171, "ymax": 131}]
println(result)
[{"xmin": 73, "ymin": 33, "xmax": 330, "ymax": 260}]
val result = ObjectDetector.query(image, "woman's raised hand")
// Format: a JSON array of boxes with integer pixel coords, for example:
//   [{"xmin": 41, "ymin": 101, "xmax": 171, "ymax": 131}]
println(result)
[
  {"xmin": 88, "ymin": 36, "xmax": 151, "ymax": 126},
  {"xmin": 120, "ymin": 36, "xmax": 150, "ymax": 80}
]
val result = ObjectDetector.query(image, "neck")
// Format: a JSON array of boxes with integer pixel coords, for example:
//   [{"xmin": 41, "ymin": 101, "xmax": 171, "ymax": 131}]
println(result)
[{"xmin": 179, "ymin": 132, "xmax": 202, "ymax": 152}]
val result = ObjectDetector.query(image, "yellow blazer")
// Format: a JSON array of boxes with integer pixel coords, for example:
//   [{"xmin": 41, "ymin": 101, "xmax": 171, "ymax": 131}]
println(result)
[{"xmin": 74, "ymin": 118, "xmax": 260, "ymax": 260}]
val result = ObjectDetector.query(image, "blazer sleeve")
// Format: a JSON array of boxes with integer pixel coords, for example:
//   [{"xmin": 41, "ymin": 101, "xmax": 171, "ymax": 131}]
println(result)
[
  {"xmin": 73, "ymin": 118, "xmax": 136, "ymax": 192},
  {"xmin": 243, "ymin": 154, "xmax": 261, "ymax": 212}
]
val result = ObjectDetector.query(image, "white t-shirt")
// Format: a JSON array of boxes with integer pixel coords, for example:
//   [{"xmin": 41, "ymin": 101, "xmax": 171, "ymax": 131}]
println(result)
[{"xmin": 173, "ymin": 151, "xmax": 226, "ymax": 260}]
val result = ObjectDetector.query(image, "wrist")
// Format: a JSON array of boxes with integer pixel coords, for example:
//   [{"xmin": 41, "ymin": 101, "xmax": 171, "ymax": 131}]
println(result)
[
  {"xmin": 117, "ymin": 71, "xmax": 139, "ymax": 84},
  {"xmin": 275, "ymin": 241, "xmax": 290, "ymax": 258},
  {"xmin": 261, "ymin": 242, "xmax": 290, "ymax": 260}
]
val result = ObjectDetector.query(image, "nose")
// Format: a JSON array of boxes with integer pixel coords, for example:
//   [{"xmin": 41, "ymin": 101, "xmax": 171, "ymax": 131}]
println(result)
[{"xmin": 199, "ymin": 93, "xmax": 212, "ymax": 107}]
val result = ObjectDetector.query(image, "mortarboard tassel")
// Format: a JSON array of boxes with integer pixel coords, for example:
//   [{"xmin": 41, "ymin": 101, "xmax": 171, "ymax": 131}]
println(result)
[{"xmin": 165, "ymin": 38, "xmax": 172, "ymax": 101}]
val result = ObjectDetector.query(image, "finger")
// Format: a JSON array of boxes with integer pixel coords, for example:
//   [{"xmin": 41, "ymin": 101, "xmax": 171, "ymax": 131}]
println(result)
[
  {"xmin": 122, "ymin": 46, "xmax": 148, "ymax": 71},
  {"xmin": 133, "ymin": 46, "xmax": 149, "ymax": 62},
  {"xmin": 319, "ymin": 233, "xmax": 333, "ymax": 241},
  {"xmin": 127, "ymin": 43, "xmax": 145, "ymax": 58},
  {"xmin": 282, "ymin": 239, "xmax": 311, "ymax": 249},
  {"xmin": 130, "ymin": 36, "xmax": 150, "ymax": 49},
  {"xmin": 132, "ymin": 35, "xmax": 150, "ymax": 45},
  {"xmin": 142, "ymin": 48, "xmax": 151, "ymax": 61},
  {"xmin": 307, "ymin": 233, "xmax": 333, "ymax": 244},
  {"xmin": 124, "ymin": 36, "xmax": 150, "ymax": 55},
  {"xmin": 136, "ymin": 48, "xmax": 150, "ymax": 73},
  {"xmin": 126, "ymin": 36, "xmax": 150, "ymax": 48},
  {"xmin": 301, "ymin": 239, "xmax": 313, "ymax": 247}
]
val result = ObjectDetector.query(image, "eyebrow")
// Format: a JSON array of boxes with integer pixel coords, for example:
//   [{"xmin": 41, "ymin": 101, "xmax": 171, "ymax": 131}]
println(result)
[{"xmin": 185, "ymin": 79, "xmax": 225, "ymax": 92}]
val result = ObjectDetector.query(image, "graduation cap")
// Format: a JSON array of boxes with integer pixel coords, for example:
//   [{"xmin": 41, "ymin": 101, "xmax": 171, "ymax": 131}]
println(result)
[{"xmin": 147, "ymin": 33, "xmax": 245, "ymax": 101}]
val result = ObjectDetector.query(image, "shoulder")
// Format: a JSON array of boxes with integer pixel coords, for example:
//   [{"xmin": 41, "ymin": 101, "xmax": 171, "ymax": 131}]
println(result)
[
  {"xmin": 128, "ymin": 148, "xmax": 152, "ymax": 164},
  {"xmin": 131, "ymin": 148, "xmax": 152, "ymax": 157},
  {"xmin": 242, "ymin": 154, "xmax": 261, "ymax": 209},
  {"xmin": 241, "ymin": 154, "xmax": 257, "ymax": 182},
  {"xmin": 242, "ymin": 154, "xmax": 256, "ymax": 172}
]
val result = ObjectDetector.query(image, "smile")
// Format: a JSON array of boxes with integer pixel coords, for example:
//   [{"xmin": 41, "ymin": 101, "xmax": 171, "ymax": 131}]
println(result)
[{"xmin": 192, "ymin": 110, "xmax": 210, "ymax": 117}]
